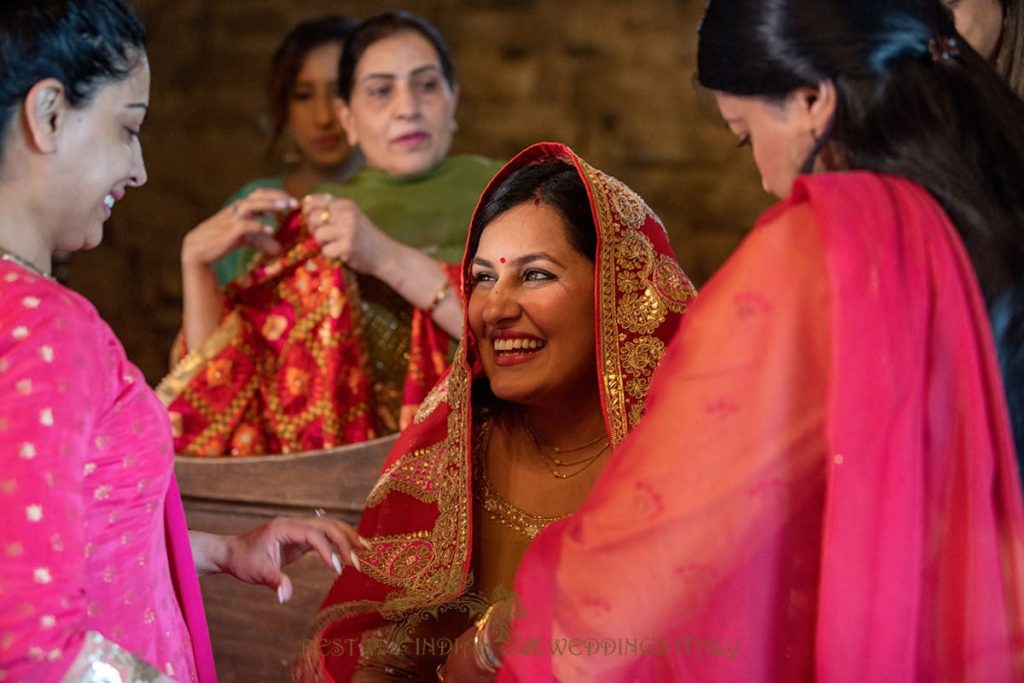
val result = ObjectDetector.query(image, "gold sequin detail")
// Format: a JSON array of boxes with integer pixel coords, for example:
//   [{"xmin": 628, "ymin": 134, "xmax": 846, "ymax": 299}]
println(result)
[
  {"xmin": 479, "ymin": 475, "xmax": 569, "ymax": 540},
  {"xmin": 414, "ymin": 375, "xmax": 450, "ymax": 424}
]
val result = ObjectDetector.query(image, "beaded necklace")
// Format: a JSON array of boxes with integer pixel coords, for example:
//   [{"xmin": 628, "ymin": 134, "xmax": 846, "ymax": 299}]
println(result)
[{"xmin": 0, "ymin": 247, "xmax": 54, "ymax": 280}]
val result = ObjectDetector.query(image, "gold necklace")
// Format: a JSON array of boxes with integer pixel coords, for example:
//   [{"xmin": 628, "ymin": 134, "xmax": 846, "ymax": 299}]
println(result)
[
  {"xmin": 0, "ymin": 247, "xmax": 53, "ymax": 280},
  {"xmin": 524, "ymin": 419, "xmax": 610, "ymax": 479}
]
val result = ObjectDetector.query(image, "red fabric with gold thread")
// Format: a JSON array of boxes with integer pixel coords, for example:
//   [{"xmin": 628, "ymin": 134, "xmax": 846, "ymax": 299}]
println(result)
[
  {"xmin": 295, "ymin": 142, "xmax": 696, "ymax": 681},
  {"xmin": 158, "ymin": 212, "xmax": 451, "ymax": 456}
]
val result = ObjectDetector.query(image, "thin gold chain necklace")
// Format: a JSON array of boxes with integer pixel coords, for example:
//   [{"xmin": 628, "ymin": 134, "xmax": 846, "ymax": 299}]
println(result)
[
  {"xmin": 0, "ymin": 247, "xmax": 53, "ymax": 280},
  {"xmin": 524, "ymin": 419, "xmax": 610, "ymax": 479}
]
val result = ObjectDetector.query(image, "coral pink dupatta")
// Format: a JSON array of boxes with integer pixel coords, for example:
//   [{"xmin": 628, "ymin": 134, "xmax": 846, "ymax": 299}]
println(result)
[{"xmin": 502, "ymin": 173, "xmax": 1024, "ymax": 681}]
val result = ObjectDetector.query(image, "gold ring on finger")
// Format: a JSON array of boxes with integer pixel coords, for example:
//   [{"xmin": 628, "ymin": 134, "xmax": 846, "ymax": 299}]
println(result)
[{"xmin": 319, "ymin": 209, "xmax": 331, "ymax": 225}]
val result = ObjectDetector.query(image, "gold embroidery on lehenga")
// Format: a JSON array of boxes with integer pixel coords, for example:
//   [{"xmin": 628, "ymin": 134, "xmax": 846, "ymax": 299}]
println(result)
[{"xmin": 479, "ymin": 475, "xmax": 570, "ymax": 539}]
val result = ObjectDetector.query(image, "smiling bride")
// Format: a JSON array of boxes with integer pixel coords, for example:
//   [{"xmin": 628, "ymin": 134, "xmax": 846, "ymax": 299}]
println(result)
[{"xmin": 293, "ymin": 142, "xmax": 696, "ymax": 682}]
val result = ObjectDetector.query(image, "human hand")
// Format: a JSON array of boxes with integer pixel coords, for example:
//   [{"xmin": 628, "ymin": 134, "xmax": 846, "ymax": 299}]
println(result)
[
  {"xmin": 181, "ymin": 188, "xmax": 298, "ymax": 271},
  {"xmin": 301, "ymin": 193, "xmax": 400, "ymax": 277},
  {"xmin": 216, "ymin": 514, "xmax": 371, "ymax": 603},
  {"xmin": 435, "ymin": 625, "xmax": 496, "ymax": 683}
]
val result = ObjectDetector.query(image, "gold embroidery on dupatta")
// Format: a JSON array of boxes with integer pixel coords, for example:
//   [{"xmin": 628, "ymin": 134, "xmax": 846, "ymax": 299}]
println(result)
[
  {"xmin": 579, "ymin": 163, "xmax": 694, "ymax": 444},
  {"xmin": 365, "ymin": 445, "xmax": 444, "ymax": 507},
  {"xmin": 414, "ymin": 372, "xmax": 452, "ymax": 424},
  {"xmin": 357, "ymin": 532, "xmax": 437, "ymax": 588},
  {"xmin": 356, "ymin": 358, "xmax": 472, "ymax": 620},
  {"xmin": 654, "ymin": 254, "xmax": 697, "ymax": 313},
  {"xmin": 621, "ymin": 337, "xmax": 666, "ymax": 399}
]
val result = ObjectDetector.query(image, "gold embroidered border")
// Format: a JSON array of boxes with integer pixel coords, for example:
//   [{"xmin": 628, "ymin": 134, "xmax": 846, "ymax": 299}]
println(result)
[
  {"xmin": 578, "ymin": 160, "xmax": 694, "ymax": 446},
  {"xmin": 361, "ymin": 356, "xmax": 473, "ymax": 620},
  {"xmin": 156, "ymin": 310, "xmax": 243, "ymax": 406}
]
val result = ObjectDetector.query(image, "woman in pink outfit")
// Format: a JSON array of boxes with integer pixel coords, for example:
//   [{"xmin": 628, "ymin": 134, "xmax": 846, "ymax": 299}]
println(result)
[
  {"xmin": 499, "ymin": 0, "xmax": 1024, "ymax": 680},
  {"xmin": 0, "ymin": 2, "xmax": 364, "ymax": 681}
]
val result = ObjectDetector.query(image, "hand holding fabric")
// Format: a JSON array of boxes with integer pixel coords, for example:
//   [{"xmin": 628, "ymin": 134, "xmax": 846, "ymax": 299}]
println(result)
[
  {"xmin": 181, "ymin": 188, "xmax": 297, "ymax": 270},
  {"xmin": 302, "ymin": 193, "xmax": 400, "ymax": 277}
]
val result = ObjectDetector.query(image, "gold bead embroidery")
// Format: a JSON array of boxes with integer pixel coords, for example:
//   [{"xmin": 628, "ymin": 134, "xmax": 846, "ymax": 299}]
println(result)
[{"xmin": 479, "ymin": 475, "xmax": 569, "ymax": 540}]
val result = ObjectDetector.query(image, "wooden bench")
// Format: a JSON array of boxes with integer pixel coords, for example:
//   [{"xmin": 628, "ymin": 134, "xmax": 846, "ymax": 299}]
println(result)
[{"xmin": 175, "ymin": 435, "xmax": 397, "ymax": 682}]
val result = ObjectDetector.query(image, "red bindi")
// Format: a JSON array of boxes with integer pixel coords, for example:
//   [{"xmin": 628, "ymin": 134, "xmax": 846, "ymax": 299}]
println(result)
[
  {"xmin": 533, "ymin": 196, "xmax": 541, "ymax": 206},
  {"xmin": 499, "ymin": 257, "xmax": 506, "ymax": 264}
]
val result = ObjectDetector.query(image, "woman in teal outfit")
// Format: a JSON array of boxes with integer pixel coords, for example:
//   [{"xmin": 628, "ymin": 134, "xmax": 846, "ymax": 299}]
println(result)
[
  {"xmin": 170, "ymin": 11, "xmax": 501, "ymax": 443},
  {"xmin": 181, "ymin": 14, "xmax": 362, "ymax": 342}
]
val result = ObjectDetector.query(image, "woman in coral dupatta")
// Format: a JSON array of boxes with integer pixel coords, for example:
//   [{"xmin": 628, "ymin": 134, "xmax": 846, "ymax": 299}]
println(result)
[
  {"xmin": 501, "ymin": 0, "xmax": 1024, "ymax": 681},
  {"xmin": 293, "ymin": 142, "xmax": 695, "ymax": 681}
]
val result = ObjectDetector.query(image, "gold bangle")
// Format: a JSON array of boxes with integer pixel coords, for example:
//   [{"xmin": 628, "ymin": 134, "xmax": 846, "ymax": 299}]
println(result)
[
  {"xmin": 425, "ymin": 279, "xmax": 451, "ymax": 315},
  {"xmin": 473, "ymin": 604, "xmax": 502, "ymax": 673}
]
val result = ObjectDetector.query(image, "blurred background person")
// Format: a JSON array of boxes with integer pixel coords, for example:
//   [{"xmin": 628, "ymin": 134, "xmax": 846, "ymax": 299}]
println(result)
[
  {"xmin": 209, "ymin": 14, "xmax": 363, "ymax": 286},
  {"xmin": 162, "ymin": 11, "xmax": 503, "ymax": 455}
]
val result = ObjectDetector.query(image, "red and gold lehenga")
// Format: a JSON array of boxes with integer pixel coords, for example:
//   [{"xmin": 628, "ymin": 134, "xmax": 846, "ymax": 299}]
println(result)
[
  {"xmin": 293, "ymin": 142, "xmax": 696, "ymax": 681},
  {"xmin": 156, "ymin": 213, "xmax": 454, "ymax": 457}
]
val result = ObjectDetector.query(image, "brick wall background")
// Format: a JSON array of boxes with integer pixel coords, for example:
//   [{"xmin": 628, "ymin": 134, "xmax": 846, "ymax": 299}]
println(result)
[{"xmin": 66, "ymin": 0, "xmax": 771, "ymax": 384}]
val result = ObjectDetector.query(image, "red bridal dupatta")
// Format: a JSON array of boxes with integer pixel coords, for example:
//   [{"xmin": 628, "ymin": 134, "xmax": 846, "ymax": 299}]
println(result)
[
  {"xmin": 156, "ymin": 213, "xmax": 454, "ymax": 456},
  {"xmin": 295, "ymin": 142, "xmax": 696, "ymax": 682},
  {"xmin": 502, "ymin": 172, "xmax": 1024, "ymax": 682}
]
